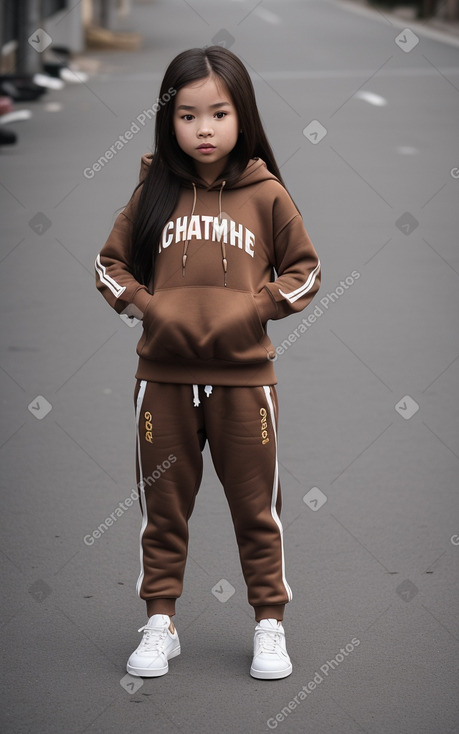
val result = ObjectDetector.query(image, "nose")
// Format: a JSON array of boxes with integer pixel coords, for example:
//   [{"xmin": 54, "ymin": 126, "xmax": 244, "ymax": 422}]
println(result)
[{"xmin": 197, "ymin": 121, "xmax": 214, "ymax": 138}]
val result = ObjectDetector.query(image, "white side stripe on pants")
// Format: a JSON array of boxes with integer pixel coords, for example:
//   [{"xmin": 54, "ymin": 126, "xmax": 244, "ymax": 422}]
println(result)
[
  {"xmin": 263, "ymin": 385, "xmax": 293, "ymax": 602},
  {"xmin": 135, "ymin": 380, "xmax": 148, "ymax": 596}
]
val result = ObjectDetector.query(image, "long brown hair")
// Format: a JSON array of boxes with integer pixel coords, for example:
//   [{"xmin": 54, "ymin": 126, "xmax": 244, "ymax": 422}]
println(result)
[{"xmin": 131, "ymin": 46, "xmax": 285, "ymax": 287}]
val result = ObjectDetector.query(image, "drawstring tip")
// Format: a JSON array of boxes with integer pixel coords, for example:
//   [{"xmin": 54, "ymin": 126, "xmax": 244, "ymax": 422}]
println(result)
[{"xmin": 182, "ymin": 253, "xmax": 187, "ymax": 277}]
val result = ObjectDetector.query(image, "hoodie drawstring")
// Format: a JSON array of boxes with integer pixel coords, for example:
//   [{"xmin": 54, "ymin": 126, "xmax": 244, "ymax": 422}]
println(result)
[
  {"xmin": 192, "ymin": 384, "xmax": 213, "ymax": 407},
  {"xmin": 182, "ymin": 180, "xmax": 228, "ymax": 287},
  {"xmin": 218, "ymin": 181, "xmax": 227, "ymax": 287}
]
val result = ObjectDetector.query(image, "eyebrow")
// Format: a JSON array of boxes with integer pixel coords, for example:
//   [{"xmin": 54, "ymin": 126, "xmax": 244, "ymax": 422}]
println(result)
[{"xmin": 176, "ymin": 102, "xmax": 231, "ymax": 111}]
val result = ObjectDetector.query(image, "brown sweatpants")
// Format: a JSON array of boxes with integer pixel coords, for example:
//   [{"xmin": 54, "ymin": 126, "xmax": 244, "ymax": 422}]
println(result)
[{"xmin": 133, "ymin": 380, "xmax": 293, "ymax": 622}]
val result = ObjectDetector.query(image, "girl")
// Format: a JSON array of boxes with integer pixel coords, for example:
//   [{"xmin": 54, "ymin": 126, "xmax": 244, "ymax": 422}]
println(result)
[{"xmin": 95, "ymin": 46, "xmax": 321, "ymax": 680}]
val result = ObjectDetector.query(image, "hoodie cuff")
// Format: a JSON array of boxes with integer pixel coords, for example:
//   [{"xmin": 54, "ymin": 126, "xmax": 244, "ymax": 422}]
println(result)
[
  {"xmin": 254, "ymin": 287, "xmax": 278, "ymax": 324},
  {"xmin": 132, "ymin": 287, "xmax": 153, "ymax": 317}
]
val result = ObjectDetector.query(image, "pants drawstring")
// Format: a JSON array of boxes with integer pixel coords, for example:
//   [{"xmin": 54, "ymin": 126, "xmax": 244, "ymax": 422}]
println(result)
[{"xmin": 192, "ymin": 384, "xmax": 213, "ymax": 407}]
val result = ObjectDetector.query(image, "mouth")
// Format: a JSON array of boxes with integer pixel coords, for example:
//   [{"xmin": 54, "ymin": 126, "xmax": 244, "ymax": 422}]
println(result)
[{"xmin": 197, "ymin": 144, "xmax": 216, "ymax": 150}]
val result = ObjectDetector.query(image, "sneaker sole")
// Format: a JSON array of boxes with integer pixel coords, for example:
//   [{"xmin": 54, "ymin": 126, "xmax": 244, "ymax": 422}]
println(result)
[
  {"xmin": 250, "ymin": 662, "xmax": 292, "ymax": 680},
  {"xmin": 126, "ymin": 645, "xmax": 181, "ymax": 677}
]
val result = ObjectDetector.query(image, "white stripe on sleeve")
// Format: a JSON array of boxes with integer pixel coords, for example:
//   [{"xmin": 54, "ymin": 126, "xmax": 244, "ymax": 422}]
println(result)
[
  {"xmin": 278, "ymin": 260, "xmax": 321, "ymax": 304},
  {"xmin": 95, "ymin": 254, "xmax": 127, "ymax": 298}
]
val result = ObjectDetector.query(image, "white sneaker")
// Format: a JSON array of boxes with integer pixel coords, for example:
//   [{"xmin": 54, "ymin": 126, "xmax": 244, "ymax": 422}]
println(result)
[
  {"xmin": 250, "ymin": 618, "xmax": 292, "ymax": 679},
  {"xmin": 126, "ymin": 614, "xmax": 180, "ymax": 677}
]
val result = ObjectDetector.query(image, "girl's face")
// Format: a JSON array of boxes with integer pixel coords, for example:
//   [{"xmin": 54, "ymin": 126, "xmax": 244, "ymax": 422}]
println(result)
[{"xmin": 173, "ymin": 75, "xmax": 239, "ymax": 184}]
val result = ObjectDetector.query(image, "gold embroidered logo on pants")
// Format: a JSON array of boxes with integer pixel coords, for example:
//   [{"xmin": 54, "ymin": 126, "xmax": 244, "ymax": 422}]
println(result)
[
  {"xmin": 144, "ymin": 411, "xmax": 153, "ymax": 443},
  {"xmin": 260, "ymin": 407, "xmax": 270, "ymax": 444}
]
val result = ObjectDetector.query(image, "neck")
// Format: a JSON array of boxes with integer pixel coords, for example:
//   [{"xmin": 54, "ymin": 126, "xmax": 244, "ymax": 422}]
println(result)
[{"xmin": 194, "ymin": 157, "xmax": 228, "ymax": 186}]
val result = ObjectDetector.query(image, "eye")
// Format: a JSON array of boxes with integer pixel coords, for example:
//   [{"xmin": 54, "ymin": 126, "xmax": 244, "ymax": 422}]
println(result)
[
  {"xmin": 181, "ymin": 114, "xmax": 194, "ymax": 121},
  {"xmin": 215, "ymin": 111, "xmax": 227, "ymax": 119}
]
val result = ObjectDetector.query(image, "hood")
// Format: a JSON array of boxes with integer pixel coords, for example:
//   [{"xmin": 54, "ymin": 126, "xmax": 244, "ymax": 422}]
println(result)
[{"xmin": 139, "ymin": 153, "xmax": 279, "ymax": 190}]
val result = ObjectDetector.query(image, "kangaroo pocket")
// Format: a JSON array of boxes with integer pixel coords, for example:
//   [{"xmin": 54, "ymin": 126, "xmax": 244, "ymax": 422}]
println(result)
[{"xmin": 139, "ymin": 286, "xmax": 272, "ymax": 363}]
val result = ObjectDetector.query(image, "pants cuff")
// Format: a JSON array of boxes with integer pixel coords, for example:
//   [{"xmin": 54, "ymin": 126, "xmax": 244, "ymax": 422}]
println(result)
[
  {"xmin": 253, "ymin": 604, "xmax": 285, "ymax": 622},
  {"xmin": 146, "ymin": 597, "xmax": 176, "ymax": 618}
]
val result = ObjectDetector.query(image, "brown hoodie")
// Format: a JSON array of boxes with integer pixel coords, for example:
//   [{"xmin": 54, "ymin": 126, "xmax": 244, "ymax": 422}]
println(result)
[{"xmin": 95, "ymin": 154, "xmax": 321, "ymax": 386}]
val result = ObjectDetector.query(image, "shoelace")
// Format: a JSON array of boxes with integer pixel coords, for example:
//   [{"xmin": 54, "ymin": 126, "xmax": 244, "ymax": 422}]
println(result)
[
  {"xmin": 137, "ymin": 624, "xmax": 167, "ymax": 652},
  {"xmin": 256, "ymin": 628, "xmax": 283, "ymax": 653}
]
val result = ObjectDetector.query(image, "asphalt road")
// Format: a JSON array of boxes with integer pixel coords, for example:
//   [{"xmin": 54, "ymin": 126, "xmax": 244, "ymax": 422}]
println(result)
[{"xmin": 1, "ymin": 1, "xmax": 458, "ymax": 732}]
